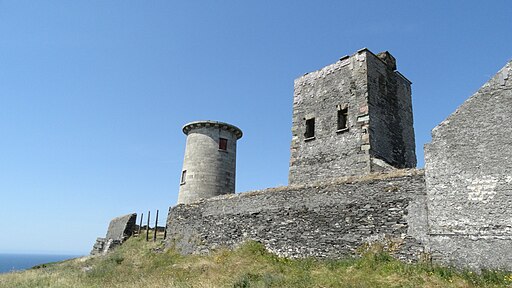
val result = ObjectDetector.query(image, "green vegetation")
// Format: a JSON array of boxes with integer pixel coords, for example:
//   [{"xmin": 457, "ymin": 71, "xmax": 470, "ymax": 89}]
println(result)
[{"xmin": 1, "ymin": 236, "xmax": 511, "ymax": 287}]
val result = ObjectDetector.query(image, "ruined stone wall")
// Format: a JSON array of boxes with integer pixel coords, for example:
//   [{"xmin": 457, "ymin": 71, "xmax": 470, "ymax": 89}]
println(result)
[
  {"xmin": 91, "ymin": 213, "xmax": 137, "ymax": 255},
  {"xmin": 105, "ymin": 213, "xmax": 137, "ymax": 241},
  {"xmin": 166, "ymin": 170, "xmax": 428, "ymax": 262},
  {"xmin": 288, "ymin": 50, "xmax": 371, "ymax": 185},
  {"xmin": 424, "ymin": 61, "xmax": 512, "ymax": 270},
  {"xmin": 366, "ymin": 52, "xmax": 416, "ymax": 170}
]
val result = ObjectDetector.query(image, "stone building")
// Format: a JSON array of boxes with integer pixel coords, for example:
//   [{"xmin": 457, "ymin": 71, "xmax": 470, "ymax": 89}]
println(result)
[
  {"xmin": 166, "ymin": 49, "xmax": 426, "ymax": 262},
  {"xmin": 289, "ymin": 48, "xmax": 416, "ymax": 185},
  {"xmin": 86, "ymin": 47, "xmax": 511, "ymax": 271},
  {"xmin": 424, "ymin": 60, "xmax": 512, "ymax": 269},
  {"xmin": 164, "ymin": 49, "xmax": 512, "ymax": 271},
  {"xmin": 177, "ymin": 121, "xmax": 242, "ymax": 204}
]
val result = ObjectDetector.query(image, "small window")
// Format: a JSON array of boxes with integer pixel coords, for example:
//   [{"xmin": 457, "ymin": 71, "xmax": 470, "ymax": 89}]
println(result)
[
  {"xmin": 305, "ymin": 118, "xmax": 315, "ymax": 139},
  {"xmin": 337, "ymin": 107, "xmax": 348, "ymax": 131},
  {"xmin": 180, "ymin": 170, "xmax": 187, "ymax": 185},
  {"xmin": 219, "ymin": 138, "xmax": 228, "ymax": 150}
]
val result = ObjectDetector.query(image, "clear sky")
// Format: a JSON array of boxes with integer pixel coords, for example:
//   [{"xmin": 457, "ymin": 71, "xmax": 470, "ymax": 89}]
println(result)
[{"xmin": 0, "ymin": 1, "xmax": 510, "ymax": 255}]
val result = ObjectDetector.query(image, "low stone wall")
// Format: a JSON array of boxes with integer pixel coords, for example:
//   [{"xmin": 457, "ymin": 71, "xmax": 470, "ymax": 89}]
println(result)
[{"xmin": 166, "ymin": 170, "xmax": 427, "ymax": 262}]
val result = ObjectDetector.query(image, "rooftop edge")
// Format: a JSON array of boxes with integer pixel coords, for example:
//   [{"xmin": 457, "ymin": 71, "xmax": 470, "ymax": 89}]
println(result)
[{"xmin": 182, "ymin": 120, "xmax": 243, "ymax": 139}]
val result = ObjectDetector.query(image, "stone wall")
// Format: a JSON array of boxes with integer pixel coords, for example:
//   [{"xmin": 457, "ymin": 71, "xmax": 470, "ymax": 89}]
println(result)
[
  {"xmin": 91, "ymin": 213, "xmax": 137, "ymax": 255},
  {"xmin": 166, "ymin": 170, "xmax": 427, "ymax": 262},
  {"xmin": 424, "ymin": 60, "xmax": 512, "ymax": 270},
  {"xmin": 367, "ymin": 52, "xmax": 416, "ymax": 170},
  {"xmin": 160, "ymin": 51, "xmax": 512, "ymax": 271},
  {"xmin": 105, "ymin": 213, "xmax": 137, "ymax": 241}
]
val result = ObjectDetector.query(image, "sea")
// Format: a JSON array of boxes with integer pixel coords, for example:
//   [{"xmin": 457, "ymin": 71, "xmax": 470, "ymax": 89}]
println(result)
[{"xmin": 0, "ymin": 254, "xmax": 82, "ymax": 274}]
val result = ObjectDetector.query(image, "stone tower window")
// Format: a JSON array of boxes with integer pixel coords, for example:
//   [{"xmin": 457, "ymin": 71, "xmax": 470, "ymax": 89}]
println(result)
[
  {"xmin": 180, "ymin": 170, "xmax": 187, "ymax": 185},
  {"xmin": 219, "ymin": 138, "xmax": 228, "ymax": 150},
  {"xmin": 305, "ymin": 118, "xmax": 315, "ymax": 139},
  {"xmin": 337, "ymin": 107, "xmax": 349, "ymax": 132}
]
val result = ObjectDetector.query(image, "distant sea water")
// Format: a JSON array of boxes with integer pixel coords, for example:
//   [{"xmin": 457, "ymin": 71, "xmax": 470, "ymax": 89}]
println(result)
[{"xmin": 0, "ymin": 254, "xmax": 82, "ymax": 274}]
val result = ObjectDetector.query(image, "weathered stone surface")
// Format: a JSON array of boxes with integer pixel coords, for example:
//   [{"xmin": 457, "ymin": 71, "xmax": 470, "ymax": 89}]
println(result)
[
  {"xmin": 366, "ymin": 52, "xmax": 416, "ymax": 171},
  {"xmin": 90, "ymin": 237, "xmax": 106, "ymax": 255},
  {"xmin": 178, "ymin": 121, "xmax": 242, "ymax": 204},
  {"xmin": 90, "ymin": 213, "xmax": 136, "ymax": 255},
  {"xmin": 162, "ymin": 49, "xmax": 512, "ymax": 271},
  {"xmin": 105, "ymin": 213, "xmax": 137, "ymax": 241},
  {"xmin": 90, "ymin": 238, "xmax": 122, "ymax": 256},
  {"xmin": 424, "ymin": 60, "xmax": 512, "ymax": 270},
  {"xmin": 166, "ymin": 170, "xmax": 427, "ymax": 262},
  {"xmin": 376, "ymin": 51, "xmax": 396, "ymax": 71},
  {"xmin": 288, "ymin": 49, "xmax": 416, "ymax": 185}
]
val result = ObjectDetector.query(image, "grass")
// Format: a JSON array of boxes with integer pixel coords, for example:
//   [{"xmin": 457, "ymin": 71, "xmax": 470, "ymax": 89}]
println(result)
[{"xmin": 1, "ymin": 236, "xmax": 511, "ymax": 288}]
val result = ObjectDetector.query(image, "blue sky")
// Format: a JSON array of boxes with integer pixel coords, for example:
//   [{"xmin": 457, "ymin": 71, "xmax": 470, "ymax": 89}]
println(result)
[{"xmin": 0, "ymin": 1, "xmax": 510, "ymax": 255}]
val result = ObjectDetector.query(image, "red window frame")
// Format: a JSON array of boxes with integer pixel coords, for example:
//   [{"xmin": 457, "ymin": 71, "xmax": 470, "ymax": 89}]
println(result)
[{"xmin": 219, "ymin": 138, "xmax": 228, "ymax": 150}]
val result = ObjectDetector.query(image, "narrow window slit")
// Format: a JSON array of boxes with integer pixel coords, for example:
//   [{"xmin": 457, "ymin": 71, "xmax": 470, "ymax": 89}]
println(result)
[
  {"xmin": 219, "ymin": 138, "xmax": 228, "ymax": 150},
  {"xmin": 305, "ymin": 118, "xmax": 315, "ymax": 139},
  {"xmin": 180, "ymin": 170, "xmax": 187, "ymax": 185},
  {"xmin": 337, "ymin": 107, "xmax": 348, "ymax": 132}
]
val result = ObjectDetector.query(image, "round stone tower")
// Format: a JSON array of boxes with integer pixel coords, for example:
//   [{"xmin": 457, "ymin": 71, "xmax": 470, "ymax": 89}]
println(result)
[{"xmin": 177, "ymin": 120, "xmax": 243, "ymax": 204}]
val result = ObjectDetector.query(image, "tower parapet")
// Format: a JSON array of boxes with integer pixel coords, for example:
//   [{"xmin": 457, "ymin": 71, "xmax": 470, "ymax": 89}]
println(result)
[{"xmin": 177, "ymin": 120, "xmax": 242, "ymax": 204}]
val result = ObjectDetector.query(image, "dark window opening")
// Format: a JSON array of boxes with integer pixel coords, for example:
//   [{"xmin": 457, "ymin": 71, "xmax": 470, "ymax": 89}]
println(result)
[
  {"xmin": 219, "ymin": 138, "xmax": 228, "ymax": 150},
  {"xmin": 305, "ymin": 118, "xmax": 315, "ymax": 139},
  {"xmin": 180, "ymin": 170, "xmax": 187, "ymax": 185},
  {"xmin": 337, "ymin": 108, "xmax": 348, "ymax": 131}
]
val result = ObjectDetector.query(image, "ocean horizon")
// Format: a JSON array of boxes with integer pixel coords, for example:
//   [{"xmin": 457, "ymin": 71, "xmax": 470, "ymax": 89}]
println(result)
[{"xmin": 0, "ymin": 253, "xmax": 82, "ymax": 274}]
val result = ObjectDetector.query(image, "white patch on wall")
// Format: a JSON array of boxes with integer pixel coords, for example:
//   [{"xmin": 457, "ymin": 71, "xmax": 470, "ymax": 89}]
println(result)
[
  {"xmin": 339, "ymin": 57, "xmax": 350, "ymax": 67},
  {"xmin": 505, "ymin": 176, "xmax": 512, "ymax": 183},
  {"xmin": 467, "ymin": 176, "xmax": 498, "ymax": 203},
  {"xmin": 356, "ymin": 52, "xmax": 366, "ymax": 62}
]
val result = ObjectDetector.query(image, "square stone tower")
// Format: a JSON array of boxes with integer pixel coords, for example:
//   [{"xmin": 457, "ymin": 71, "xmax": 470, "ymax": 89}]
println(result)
[{"xmin": 289, "ymin": 48, "xmax": 416, "ymax": 185}]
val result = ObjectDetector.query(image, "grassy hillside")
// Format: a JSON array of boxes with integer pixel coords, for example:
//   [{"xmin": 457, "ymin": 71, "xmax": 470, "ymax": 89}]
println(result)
[{"xmin": 1, "ymin": 236, "xmax": 511, "ymax": 288}]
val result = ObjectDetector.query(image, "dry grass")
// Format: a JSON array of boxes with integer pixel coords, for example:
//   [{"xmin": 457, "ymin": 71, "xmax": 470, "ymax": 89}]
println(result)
[{"xmin": 1, "ymin": 237, "xmax": 510, "ymax": 288}]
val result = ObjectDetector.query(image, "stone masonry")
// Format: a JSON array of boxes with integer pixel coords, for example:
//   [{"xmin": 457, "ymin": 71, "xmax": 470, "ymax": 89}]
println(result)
[
  {"xmin": 178, "ymin": 121, "xmax": 243, "ymax": 204},
  {"xmin": 424, "ymin": 60, "xmax": 512, "ymax": 270},
  {"xmin": 366, "ymin": 52, "xmax": 416, "ymax": 171},
  {"xmin": 167, "ymin": 170, "xmax": 427, "ymax": 262},
  {"xmin": 160, "ymin": 49, "xmax": 512, "ymax": 271},
  {"xmin": 90, "ymin": 49, "xmax": 511, "ymax": 270},
  {"xmin": 91, "ymin": 213, "xmax": 137, "ymax": 255},
  {"xmin": 288, "ymin": 48, "xmax": 416, "ymax": 185}
]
